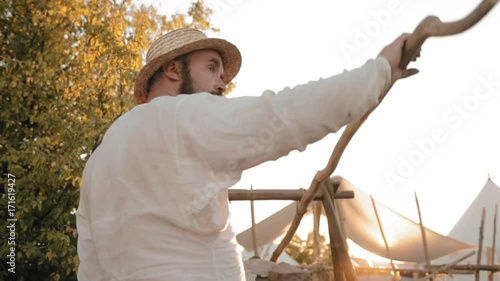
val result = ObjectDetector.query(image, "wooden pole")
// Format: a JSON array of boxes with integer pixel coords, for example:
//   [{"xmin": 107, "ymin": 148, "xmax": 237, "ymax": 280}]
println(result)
[
  {"xmin": 476, "ymin": 208, "xmax": 486, "ymax": 281},
  {"xmin": 370, "ymin": 196, "xmax": 397, "ymax": 276},
  {"xmin": 322, "ymin": 181, "xmax": 357, "ymax": 281},
  {"xmin": 229, "ymin": 188, "xmax": 353, "ymax": 201},
  {"xmin": 418, "ymin": 251, "xmax": 476, "ymax": 281},
  {"xmin": 270, "ymin": 177, "xmax": 343, "ymax": 262},
  {"xmin": 413, "ymin": 263, "xmax": 419, "ymax": 281},
  {"xmin": 415, "ymin": 193, "xmax": 432, "ymax": 270},
  {"xmin": 313, "ymin": 201, "xmax": 322, "ymax": 262},
  {"xmin": 488, "ymin": 204, "xmax": 498, "ymax": 281},
  {"xmin": 249, "ymin": 185, "xmax": 260, "ymax": 258},
  {"xmin": 355, "ymin": 261, "xmax": 500, "ymax": 276},
  {"xmin": 322, "ymin": 183, "xmax": 343, "ymax": 281}
]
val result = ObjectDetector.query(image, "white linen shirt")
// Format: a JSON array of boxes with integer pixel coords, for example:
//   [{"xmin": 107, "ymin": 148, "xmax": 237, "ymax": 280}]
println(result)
[{"xmin": 76, "ymin": 57, "xmax": 391, "ymax": 281}]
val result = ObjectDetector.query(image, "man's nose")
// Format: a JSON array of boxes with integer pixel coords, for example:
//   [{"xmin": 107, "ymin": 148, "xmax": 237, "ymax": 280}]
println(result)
[{"xmin": 216, "ymin": 76, "xmax": 227, "ymax": 92}]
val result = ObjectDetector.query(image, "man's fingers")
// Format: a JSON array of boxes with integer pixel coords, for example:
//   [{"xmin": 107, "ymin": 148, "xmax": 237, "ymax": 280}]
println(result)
[
  {"xmin": 397, "ymin": 33, "xmax": 412, "ymax": 41},
  {"xmin": 396, "ymin": 33, "xmax": 412, "ymax": 46},
  {"xmin": 393, "ymin": 68, "xmax": 419, "ymax": 81},
  {"xmin": 402, "ymin": 68, "xmax": 419, "ymax": 78}
]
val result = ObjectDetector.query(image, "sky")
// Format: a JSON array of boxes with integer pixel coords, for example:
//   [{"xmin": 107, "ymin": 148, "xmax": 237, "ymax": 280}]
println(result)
[{"xmin": 138, "ymin": 0, "xmax": 500, "ymax": 241}]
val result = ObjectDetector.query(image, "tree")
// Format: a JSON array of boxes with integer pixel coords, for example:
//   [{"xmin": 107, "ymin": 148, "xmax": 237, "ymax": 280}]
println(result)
[
  {"xmin": 285, "ymin": 232, "xmax": 333, "ymax": 266},
  {"xmin": 0, "ymin": 0, "xmax": 216, "ymax": 279}
]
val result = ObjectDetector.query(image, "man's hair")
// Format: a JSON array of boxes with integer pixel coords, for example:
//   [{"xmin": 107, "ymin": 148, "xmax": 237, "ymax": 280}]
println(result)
[{"xmin": 145, "ymin": 53, "xmax": 191, "ymax": 94}]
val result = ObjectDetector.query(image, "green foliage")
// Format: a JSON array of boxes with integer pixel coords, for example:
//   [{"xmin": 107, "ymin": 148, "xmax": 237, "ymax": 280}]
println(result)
[
  {"xmin": 285, "ymin": 232, "xmax": 333, "ymax": 266},
  {"xmin": 0, "ymin": 0, "xmax": 216, "ymax": 279}
]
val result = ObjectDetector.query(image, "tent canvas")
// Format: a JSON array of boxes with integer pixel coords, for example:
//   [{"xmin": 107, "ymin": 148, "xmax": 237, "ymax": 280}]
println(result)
[
  {"xmin": 336, "ymin": 178, "xmax": 475, "ymax": 262},
  {"xmin": 448, "ymin": 178, "xmax": 499, "ymax": 247},
  {"xmin": 236, "ymin": 177, "xmax": 474, "ymax": 263},
  {"xmin": 431, "ymin": 178, "xmax": 500, "ymax": 281}
]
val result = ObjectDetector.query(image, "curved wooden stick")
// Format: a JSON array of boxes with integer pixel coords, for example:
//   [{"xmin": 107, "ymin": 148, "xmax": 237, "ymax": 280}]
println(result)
[
  {"xmin": 400, "ymin": 0, "xmax": 499, "ymax": 68},
  {"xmin": 271, "ymin": 0, "xmax": 498, "ymax": 263}
]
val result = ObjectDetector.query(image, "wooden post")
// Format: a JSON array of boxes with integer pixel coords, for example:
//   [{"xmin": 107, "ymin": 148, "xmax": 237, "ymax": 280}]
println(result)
[
  {"xmin": 476, "ymin": 208, "xmax": 486, "ymax": 281},
  {"xmin": 355, "ymin": 260, "xmax": 500, "ymax": 277},
  {"xmin": 322, "ymin": 183, "xmax": 342, "ymax": 281},
  {"xmin": 313, "ymin": 201, "xmax": 322, "ymax": 263},
  {"xmin": 271, "ymin": 177, "xmax": 342, "ymax": 262},
  {"xmin": 229, "ymin": 187, "xmax": 353, "ymax": 201},
  {"xmin": 415, "ymin": 193, "xmax": 432, "ymax": 272},
  {"xmin": 488, "ymin": 204, "xmax": 497, "ymax": 281},
  {"xmin": 250, "ymin": 185, "xmax": 260, "ymax": 258},
  {"xmin": 370, "ymin": 196, "xmax": 397, "ymax": 276},
  {"xmin": 413, "ymin": 263, "xmax": 419, "ymax": 281},
  {"xmin": 321, "ymin": 180, "xmax": 357, "ymax": 281},
  {"xmin": 418, "ymin": 251, "xmax": 476, "ymax": 281}
]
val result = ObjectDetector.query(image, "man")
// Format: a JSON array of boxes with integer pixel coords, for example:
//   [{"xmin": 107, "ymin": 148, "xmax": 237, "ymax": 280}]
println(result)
[{"xmin": 76, "ymin": 28, "xmax": 418, "ymax": 280}]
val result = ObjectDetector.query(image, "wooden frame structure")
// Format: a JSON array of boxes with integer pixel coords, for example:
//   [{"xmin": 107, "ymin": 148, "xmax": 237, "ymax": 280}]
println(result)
[
  {"xmin": 229, "ymin": 177, "xmax": 357, "ymax": 281},
  {"xmin": 228, "ymin": 179, "xmax": 499, "ymax": 281}
]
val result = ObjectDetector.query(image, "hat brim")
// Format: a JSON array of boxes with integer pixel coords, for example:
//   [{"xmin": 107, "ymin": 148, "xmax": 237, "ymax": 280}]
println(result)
[{"xmin": 134, "ymin": 38, "xmax": 241, "ymax": 103}]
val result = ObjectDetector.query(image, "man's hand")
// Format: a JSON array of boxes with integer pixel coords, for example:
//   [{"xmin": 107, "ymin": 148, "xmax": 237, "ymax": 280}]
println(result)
[{"xmin": 378, "ymin": 33, "xmax": 420, "ymax": 81}]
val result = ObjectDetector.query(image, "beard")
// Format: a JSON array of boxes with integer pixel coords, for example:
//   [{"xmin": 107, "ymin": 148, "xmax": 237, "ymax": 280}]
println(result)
[
  {"xmin": 179, "ymin": 67, "xmax": 223, "ymax": 96},
  {"xmin": 178, "ymin": 70, "xmax": 196, "ymax": 95}
]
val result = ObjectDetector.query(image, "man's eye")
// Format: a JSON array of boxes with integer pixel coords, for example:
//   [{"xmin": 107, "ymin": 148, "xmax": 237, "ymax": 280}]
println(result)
[{"xmin": 208, "ymin": 65, "xmax": 215, "ymax": 72}]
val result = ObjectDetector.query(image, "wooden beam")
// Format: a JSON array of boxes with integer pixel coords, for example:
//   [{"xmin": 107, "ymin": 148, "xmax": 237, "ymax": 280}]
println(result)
[
  {"xmin": 476, "ymin": 208, "xmax": 486, "ymax": 281},
  {"xmin": 488, "ymin": 204, "xmax": 498, "ymax": 281},
  {"xmin": 354, "ymin": 261, "xmax": 500, "ymax": 276},
  {"xmin": 370, "ymin": 196, "xmax": 397, "ymax": 275},
  {"xmin": 228, "ymin": 188, "xmax": 354, "ymax": 201},
  {"xmin": 312, "ymin": 201, "xmax": 322, "ymax": 263},
  {"xmin": 271, "ymin": 177, "xmax": 343, "ymax": 262},
  {"xmin": 418, "ymin": 251, "xmax": 476, "ymax": 281},
  {"xmin": 322, "ymin": 180, "xmax": 357, "ymax": 281},
  {"xmin": 249, "ymin": 185, "xmax": 260, "ymax": 258},
  {"xmin": 415, "ymin": 193, "xmax": 431, "ymax": 270}
]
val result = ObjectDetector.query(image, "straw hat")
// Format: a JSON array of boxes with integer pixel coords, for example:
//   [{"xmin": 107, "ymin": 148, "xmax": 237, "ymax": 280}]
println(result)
[{"xmin": 134, "ymin": 28, "xmax": 242, "ymax": 104}]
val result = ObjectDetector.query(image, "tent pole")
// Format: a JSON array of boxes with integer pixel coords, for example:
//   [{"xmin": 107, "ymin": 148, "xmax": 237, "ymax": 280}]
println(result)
[
  {"xmin": 370, "ymin": 196, "xmax": 398, "ymax": 278},
  {"xmin": 313, "ymin": 201, "xmax": 322, "ymax": 263},
  {"xmin": 488, "ymin": 205, "xmax": 497, "ymax": 281},
  {"xmin": 418, "ymin": 251, "xmax": 476, "ymax": 281},
  {"xmin": 322, "ymin": 180, "xmax": 357, "ymax": 281},
  {"xmin": 413, "ymin": 263, "xmax": 419, "ymax": 281},
  {"xmin": 249, "ymin": 185, "xmax": 261, "ymax": 258},
  {"xmin": 476, "ymin": 208, "xmax": 486, "ymax": 281},
  {"xmin": 415, "ymin": 193, "xmax": 432, "ymax": 273}
]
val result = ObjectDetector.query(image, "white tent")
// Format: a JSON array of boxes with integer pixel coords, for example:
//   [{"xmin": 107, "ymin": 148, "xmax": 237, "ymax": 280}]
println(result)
[
  {"xmin": 448, "ymin": 177, "xmax": 499, "ymax": 249},
  {"xmin": 336, "ymin": 178, "xmax": 474, "ymax": 262},
  {"xmin": 236, "ymin": 177, "xmax": 475, "ymax": 262},
  {"xmin": 236, "ymin": 177, "xmax": 499, "ymax": 281},
  {"xmin": 432, "ymin": 178, "xmax": 500, "ymax": 281},
  {"xmin": 237, "ymin": 201, "xmax": 300, "ymax": 252}
]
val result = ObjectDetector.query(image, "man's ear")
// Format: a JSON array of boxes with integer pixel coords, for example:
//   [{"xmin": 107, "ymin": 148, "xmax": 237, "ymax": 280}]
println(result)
[{"xmin": 163, "ymin": 60, "xmax": 182, "ymax": 81}]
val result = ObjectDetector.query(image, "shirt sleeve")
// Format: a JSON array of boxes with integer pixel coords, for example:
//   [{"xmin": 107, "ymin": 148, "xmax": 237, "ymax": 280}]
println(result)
[{"xmin": 175, "ymin": 57, "xmax": 391, "ymax": 174}]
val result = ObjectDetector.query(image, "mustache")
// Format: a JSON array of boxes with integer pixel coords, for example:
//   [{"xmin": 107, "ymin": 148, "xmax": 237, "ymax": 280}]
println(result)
[{"xmin": 210, "ymin": 90, "xmax": 224, "ymax": 96}]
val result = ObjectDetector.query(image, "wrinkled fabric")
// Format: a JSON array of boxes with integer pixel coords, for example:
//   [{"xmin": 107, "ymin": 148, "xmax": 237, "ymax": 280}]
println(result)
[{"xmin": 76, "ymin": 57, "xmax": 391, "ymax": 281}]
